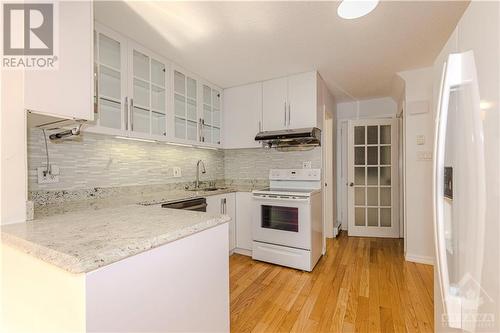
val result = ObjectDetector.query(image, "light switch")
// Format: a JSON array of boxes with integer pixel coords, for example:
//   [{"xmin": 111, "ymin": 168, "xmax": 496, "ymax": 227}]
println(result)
[
  {"xmin": 416, "ymin": 135, "xmax": 425, "ymax": 145},
  {"xmin": 173, "ymin": 167, "xmax": 181, "ymax": 177}
]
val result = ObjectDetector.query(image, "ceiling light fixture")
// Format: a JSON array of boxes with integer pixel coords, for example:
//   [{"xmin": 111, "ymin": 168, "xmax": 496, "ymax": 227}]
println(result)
[{"xmin": 337, "ymin": 0, "xmax": 379, "ymax": 20}]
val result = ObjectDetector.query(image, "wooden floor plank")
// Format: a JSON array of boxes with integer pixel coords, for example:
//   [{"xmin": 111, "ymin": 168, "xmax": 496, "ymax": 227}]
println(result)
[{"xmin": 230, "ymin": 232, "xmax": 434, "ymax": 332}]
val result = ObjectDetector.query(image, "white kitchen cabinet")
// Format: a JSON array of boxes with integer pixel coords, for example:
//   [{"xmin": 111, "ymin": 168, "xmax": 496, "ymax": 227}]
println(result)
[
  {"xmin": 172, "ymin": 67, "xmax": 199, "ymax": 143},
  {"xmin": 261, "ymin": 71, "xmax": 320, "ymax": 131},
  {"xmin": 262, "ymin": 77, "xmax": 288, "ymax": 131},
  {"xmin": 91, "ymin": 25, "xmax": 170, "ymax": 139},
  {"xmin": 287, "ymin": 71, "xmax": 317, "ymax": 129},
  {"xmin": 24, "ymin": 1, "xmax": 93, "ymax": 121},
  {"xmin": 235, "ymin": 192, "xmax": 253, "ymax": 254},
  {"xmin": 201, "ymin": 83, "xmax": 222, "ymax": 145},
  {"xmin": 206, "ymin": 193, "xmax": 236, "ymax": 252},
  {"xmin": 223, "ymin": 82, "xmax": 263, "ymax": 149},
  {"xmin": 89, "ymin": 23, "xmax": 223, "ymax": 147},
  {"xmin": 128, "ymin": 42, "xmax": 169, "ymax": 139},
  {"xmin": 91, "ymin": 23, "xmax": 128, "ymax": 135}
]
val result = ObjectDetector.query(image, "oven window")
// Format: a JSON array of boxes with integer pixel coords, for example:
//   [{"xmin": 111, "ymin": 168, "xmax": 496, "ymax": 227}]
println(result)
[{"xmin": 261, "ymin": 205, "xmax": 299, "ymax": 232}]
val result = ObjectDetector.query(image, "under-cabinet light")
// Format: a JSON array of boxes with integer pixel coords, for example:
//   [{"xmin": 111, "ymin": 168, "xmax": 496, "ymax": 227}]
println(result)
[
  {"xmin": 115, "ymin": 136, "xmax": 157, "ymax": 143},
  {"xmin": 165, "ymin": 142, "xmax": 194, "ymax": 148},
  {"xmin": 196, "ymin": 146, "xmax": 219, "ymax": 151}
]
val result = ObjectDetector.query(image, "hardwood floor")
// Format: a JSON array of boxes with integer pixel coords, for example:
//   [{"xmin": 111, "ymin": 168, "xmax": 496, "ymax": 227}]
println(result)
[{"xmin": 230, "ymin": 232, "xmax": 434, "ymax": 333}]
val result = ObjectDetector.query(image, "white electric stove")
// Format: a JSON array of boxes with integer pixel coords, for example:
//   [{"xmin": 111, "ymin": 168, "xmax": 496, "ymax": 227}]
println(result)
[{"xmin": 251, "ymin": 169, "xmax": 323, "ymax": 271}]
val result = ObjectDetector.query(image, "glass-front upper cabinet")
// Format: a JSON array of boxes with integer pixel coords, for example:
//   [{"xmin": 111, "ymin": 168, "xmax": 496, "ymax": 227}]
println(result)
[
  {"xmin": 174, "ymin": 69, "xmax": 198, "ymax": 142},
  {"xmin": 202, "ymin": 84, "xmax": 221, "ymax": 145},
  {"xmin": 92, "ymin": 24, "xmax": 222, "ymax": 147},
  {"xmin": 94, "ymin": 24, "xmax": 128, "ymax": 132},
  {"xmin": 129, "ymin": 44, "xmax": 168, "ymax": 137}
]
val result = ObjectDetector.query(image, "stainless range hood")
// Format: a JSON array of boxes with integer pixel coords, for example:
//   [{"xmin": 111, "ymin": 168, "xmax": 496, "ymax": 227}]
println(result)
[{"xmin": 255, "ymin": 127, "xmax": 321, "ymax": 149}]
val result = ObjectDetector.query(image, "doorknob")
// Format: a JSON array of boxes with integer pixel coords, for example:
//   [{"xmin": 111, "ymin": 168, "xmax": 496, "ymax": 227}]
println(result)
[{"xmin": 349, "ymin": 182, "xmax": 354, "ymax": 187}]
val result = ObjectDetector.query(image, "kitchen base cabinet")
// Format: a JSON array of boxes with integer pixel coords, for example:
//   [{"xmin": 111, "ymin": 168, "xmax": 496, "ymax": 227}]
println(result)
[
  {"xmin": 206, "ymin": 193, "xmax": 236, "ymax": 252},
  {"xmin": 1, "ymin": 223, "xmax": 229, "ymax": 333},
  {"xmin": 235, "ymin": 192, "xmax": 253, "ymax": 255}
]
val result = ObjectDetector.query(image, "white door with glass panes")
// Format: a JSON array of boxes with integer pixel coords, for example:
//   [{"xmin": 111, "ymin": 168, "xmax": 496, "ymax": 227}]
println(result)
[
  {"xmin": 348, "ymin": 119, "xmax": 399, "ymax": 238},
  {"xmin": 128, "ymin": 43, "xmax": 168, "ymax": 138}
]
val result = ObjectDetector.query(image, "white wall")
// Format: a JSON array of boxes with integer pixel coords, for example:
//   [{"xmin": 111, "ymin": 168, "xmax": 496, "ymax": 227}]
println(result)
[
  {"xmin": 336, "ymin": 97, "xmax": 397, "ymax": 230},
  {"xmin": 397, "ymin": 67, "xmax": 435, "ymax": 265},
  {"xmin": 337, "ymin": 97, "xmax": 397, "ymax": 120}
]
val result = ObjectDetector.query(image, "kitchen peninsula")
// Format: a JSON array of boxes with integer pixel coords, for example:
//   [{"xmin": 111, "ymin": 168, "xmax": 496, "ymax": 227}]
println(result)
[{"xmin": 1, "ymin": 201, "xmax": 231, "ymax": 333}]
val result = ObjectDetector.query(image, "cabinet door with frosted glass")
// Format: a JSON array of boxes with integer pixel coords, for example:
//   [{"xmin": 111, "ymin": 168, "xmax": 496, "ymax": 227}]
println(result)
[
  {"xmin": 173, "ymin": 69, "xmax": 199, "ymax": 142},
  {"xmin": 202, "ymin": 84, "xmax": 222, "ymax": 145},
  {"xmin": 94, "ymin": 25, "xmax": 128, "ymax": 132},
  {"xmin": 129, "ymin": 44, "xmax": 168, "ymax": 137}
]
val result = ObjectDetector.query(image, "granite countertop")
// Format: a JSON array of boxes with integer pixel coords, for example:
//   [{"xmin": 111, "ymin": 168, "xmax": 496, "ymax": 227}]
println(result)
[
  {"xmin": 1, "ymin": 183, "xmax": 265, "ymax": 274},
  {"xmin": 32, "ymin": 183, "xmax": 263, "ymax": 219},
  {"xmin": 1, "ymin": 204, "xmax": 230, "ymax": 274}
]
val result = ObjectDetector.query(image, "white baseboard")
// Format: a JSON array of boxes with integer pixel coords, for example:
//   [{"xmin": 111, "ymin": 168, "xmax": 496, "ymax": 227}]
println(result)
[
  {"xmin": 233, "ymin": 248, "xmax": 252, "ymax": 257},
  {"xmin": 405, "ymin": 253, "xmax": 434, "ymax": 265}
]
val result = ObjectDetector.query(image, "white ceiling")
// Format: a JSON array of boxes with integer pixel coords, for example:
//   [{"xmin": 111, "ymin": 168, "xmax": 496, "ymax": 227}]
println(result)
[{"xmin": 95, "ymin": 1, "xmax": 468, "ymax": 102}]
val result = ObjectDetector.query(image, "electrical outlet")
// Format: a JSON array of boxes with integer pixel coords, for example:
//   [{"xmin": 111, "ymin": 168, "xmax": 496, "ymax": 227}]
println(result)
[
  {"xmin": 37, "ymin": 165, "xmax": 60, "ymax": 184},
  {"xmin": 417, "ymin": 151, "xmax": 433, "ymax": 161},
  {"xmin": 173, "ymin": 167, "xmax": 182, "ymax": 178},
  {"xmin": 302, "ymin": 161, "xmax": 312, "ymax": 169}
]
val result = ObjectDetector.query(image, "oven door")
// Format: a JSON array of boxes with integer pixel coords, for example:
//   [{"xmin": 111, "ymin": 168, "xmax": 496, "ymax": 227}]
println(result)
[{"xmin": 252, "ymin": 195, "xmax": 311, "ymax": 250}]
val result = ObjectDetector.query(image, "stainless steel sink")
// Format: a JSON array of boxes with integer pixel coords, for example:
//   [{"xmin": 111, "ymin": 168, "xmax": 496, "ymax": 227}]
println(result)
[{"xmin": 186, "ymin": 187, "xmax": 227, "ymax": 192}]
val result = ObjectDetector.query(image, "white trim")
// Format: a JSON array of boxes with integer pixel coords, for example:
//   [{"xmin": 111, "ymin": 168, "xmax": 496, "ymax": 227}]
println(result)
[
  {"xmin": 405, "ymin": 253, "xmax": 434, "ymax": 265},
  {"xmin": 232, "ymin": 248, "xmax": 252, "ymax": 257},
  {"xmin": 333, "ymin": 225, "xmax": 340, "ymax": 237}
]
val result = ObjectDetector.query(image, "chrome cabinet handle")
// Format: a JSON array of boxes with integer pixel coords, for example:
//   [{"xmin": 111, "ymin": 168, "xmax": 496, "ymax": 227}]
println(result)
[
  {"xmin": 124, "ymin": 97, "xmax": 128, "ymax": 130},
  {"xmin": 288, "ymin": 104, "xmax": 291, "ymax": 126},
  {"xmin": 284, "ymin": 101, "xmax": 287, "ymax": 126},
  {"xmin": 94, "ymin": 63, "xmax": 99, "ymax": 114},
  {"xmin": 198, "ymin": 118, "xmax": 201, "ymax": 141},
  {"xmin": 129, "ymin": 98, "xmax": 134, "ymax": 131},
  {"xmin": 201, "ymin": 119, "xmax": 205, "ymax": 142}
]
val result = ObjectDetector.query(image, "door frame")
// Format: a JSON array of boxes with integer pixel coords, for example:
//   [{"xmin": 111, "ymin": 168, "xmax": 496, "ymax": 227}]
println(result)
[
  {"xmin": 347, "ymin": 118, "xmax": 400, "ymax": 238},
  {"xmin": 337, "ymin": 120, "xmax": 349, "ymax": 232},
  {"xmin": 322, "ymin": 108, "xmax": 334, "ymax": 242}
]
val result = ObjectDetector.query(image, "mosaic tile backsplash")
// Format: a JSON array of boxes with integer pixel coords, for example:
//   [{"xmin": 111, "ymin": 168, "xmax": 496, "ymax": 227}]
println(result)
[
  {"xmin": 224, "ymin": 148, "xmax": 322, "ymax": 180},
  {"xmin": 28, "ymin": 128, "xmax": 321, "ymax": 193},
  {"xmin": 28, "ymin": 129, "xmax": 224, "ymax": 191}
]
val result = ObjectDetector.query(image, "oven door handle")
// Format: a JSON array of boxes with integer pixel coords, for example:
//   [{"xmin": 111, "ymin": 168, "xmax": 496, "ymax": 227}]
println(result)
[{"xmin": 252, "ymin": 196, "xmax": 309, "ymax": 202}]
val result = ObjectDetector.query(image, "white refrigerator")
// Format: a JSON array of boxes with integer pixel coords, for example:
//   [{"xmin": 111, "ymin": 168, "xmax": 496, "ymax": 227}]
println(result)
[{"xmin": 433, "ymin": 3, "xmax": 499, "ymax": 332}]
